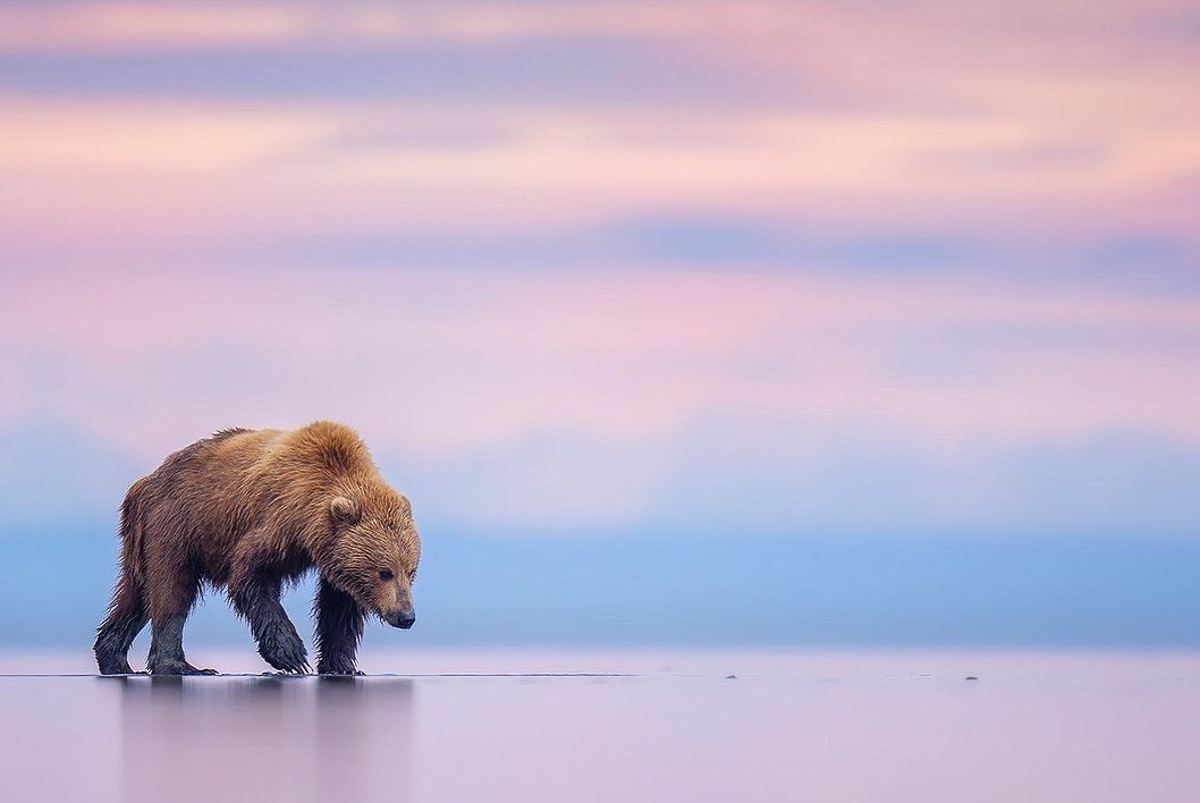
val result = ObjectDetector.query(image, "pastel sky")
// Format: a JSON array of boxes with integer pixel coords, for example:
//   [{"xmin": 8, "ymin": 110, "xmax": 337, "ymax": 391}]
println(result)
[{"xmin": 2, "ymin": 0, "xmax": 1200, "ymax": 645}]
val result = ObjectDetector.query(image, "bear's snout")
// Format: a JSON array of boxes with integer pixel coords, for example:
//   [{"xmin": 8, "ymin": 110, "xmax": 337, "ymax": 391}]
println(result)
[{"xmin": 384, "ymin": 608, "xmax": 416, "ymax": 629}]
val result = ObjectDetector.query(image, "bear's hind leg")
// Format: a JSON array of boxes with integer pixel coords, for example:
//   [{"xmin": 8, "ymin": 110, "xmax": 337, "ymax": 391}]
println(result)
[
  {"xmin": 146, "ymin": 575, "xmax": 216, "ymax": 676},
  {"xmin": 94, "ymin": 571, "xmax": 148, "ymax": 675},
  {"xmin": 147, "ymin": 614, "xmax": 217, "ymax": 675}
]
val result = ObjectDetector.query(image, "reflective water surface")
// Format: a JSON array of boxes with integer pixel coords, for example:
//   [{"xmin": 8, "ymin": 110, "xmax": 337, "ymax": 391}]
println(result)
[{"xmin": 2, "ymin": 650, "xmax": 1199, "ymax": 803}]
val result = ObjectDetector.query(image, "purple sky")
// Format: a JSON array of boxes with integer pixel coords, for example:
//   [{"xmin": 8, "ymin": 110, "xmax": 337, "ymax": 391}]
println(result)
[{"xmin": 1, "ymin": 0, "xmax": 1198, "ymax": 538}]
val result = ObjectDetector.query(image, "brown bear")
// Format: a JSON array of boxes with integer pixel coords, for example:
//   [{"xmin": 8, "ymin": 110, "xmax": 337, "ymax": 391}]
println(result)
[{"xmin": 93, "ymin": 420, "xmax": 421, "ymax": 676}]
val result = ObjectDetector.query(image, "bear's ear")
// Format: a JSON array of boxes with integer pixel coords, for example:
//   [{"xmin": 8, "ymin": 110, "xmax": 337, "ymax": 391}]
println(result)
[{"xmin": 330, "ymin": 496, "xmax": 361, "ymax": 527}]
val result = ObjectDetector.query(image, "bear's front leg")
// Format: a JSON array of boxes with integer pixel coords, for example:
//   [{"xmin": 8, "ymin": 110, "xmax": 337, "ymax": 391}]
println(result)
[
  {"xmin": 230, "ymin": 572, "xmax": 310, "ymax": 674},
  {"xmin": 315, "ymin": 577, "xmax": 365, "ymax": 675}
]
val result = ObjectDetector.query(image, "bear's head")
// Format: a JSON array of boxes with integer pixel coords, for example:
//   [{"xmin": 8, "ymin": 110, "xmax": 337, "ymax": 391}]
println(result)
[{"xmin": 325, "ymin": 491, "xmax": 421, "ymax": 629}]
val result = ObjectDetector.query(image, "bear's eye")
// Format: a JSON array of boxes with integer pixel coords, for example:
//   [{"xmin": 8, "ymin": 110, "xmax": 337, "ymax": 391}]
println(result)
[{"xmin": 379, "ymin": 570, "xmax": 395, "ymax": 581}]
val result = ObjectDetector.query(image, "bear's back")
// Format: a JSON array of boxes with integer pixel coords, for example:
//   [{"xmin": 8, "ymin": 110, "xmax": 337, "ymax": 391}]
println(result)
[{"xmin": 137, "ymin": 421, "xmax": 376, "ymax": 537}]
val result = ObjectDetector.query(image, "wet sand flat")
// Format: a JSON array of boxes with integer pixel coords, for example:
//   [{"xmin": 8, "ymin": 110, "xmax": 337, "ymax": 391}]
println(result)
[{"xmin": 2, "ymin": 650, "xmax": 1199, "ymax": 803}]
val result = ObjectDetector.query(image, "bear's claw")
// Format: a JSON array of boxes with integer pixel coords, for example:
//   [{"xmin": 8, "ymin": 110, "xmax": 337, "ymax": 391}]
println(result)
[
  {"xmin": 96, "ymin": 659, "xmax": 134, "ymax": 676},
  {"xmin": 258, "ymin": 628, "xmax": 310, "ymax": 674},
  {"xmin": 148, "ymin": 661, "xmax": 219, "ymax": 676}
]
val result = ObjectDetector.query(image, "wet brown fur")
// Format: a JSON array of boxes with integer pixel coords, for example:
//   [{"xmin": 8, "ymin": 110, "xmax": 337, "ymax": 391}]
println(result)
[{"xmin": 94, "ymin": 421, "xmax": 420, "ymax": 676}]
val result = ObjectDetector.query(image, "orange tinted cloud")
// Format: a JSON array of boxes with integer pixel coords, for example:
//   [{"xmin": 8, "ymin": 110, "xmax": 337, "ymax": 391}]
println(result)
[
  {"xmin": 3, "ymin": 97, "xmax": 1198, "ymax": 258},
  {"xmin": 0, "ymin": 2, "xmax": 819, "ymax": 54},
  {"xmin": 2, "ymin": 0, "xmax": 1198, "ymax": 251}
]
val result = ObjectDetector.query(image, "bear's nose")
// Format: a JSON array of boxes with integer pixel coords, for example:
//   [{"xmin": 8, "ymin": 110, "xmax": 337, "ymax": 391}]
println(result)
[{"xmin": 387, "ymin": 610, "xmax": 416, "ymax": 629}]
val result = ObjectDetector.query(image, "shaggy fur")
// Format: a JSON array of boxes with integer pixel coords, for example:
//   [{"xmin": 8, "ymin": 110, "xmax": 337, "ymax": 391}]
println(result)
[{"xmin": 93, "ymin": 421, "xmax": 421, "ymax": 676}]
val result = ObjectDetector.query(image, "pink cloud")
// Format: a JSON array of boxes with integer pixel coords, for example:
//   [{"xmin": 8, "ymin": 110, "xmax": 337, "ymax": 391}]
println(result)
[
  {"xmin": 3, "ymin": 269, "xmax": 1198, "ymax": 461},
  {"xmin": 2, "ymin": 1, "xmax": 1198, "ymax": 254},
  {"xmin": 1, "ymin": 0, "xmax": 1197, "ymax": 529}
]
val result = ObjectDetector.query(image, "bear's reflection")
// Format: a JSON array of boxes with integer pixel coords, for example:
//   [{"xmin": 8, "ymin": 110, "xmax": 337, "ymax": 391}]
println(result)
[{"xmin": 118, "ymin": 677, "xmax": 414, "ymax": 803}]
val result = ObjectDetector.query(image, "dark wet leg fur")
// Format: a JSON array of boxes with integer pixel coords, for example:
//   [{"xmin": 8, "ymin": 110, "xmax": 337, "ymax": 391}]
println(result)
[
  {"xmin": 95, "ymin": 569, "xmax": 149, "ymax": 675},
  {"xmin": 231, "ymin": 573, "xmax": 310, "ymax": 674},
  {"xmin": 315, "ymin": 578, "xmax": 366, "ymax": 675},
  {"xmin": 147, "ymin": 615, "xmax": 217, "ymax": 675}
]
